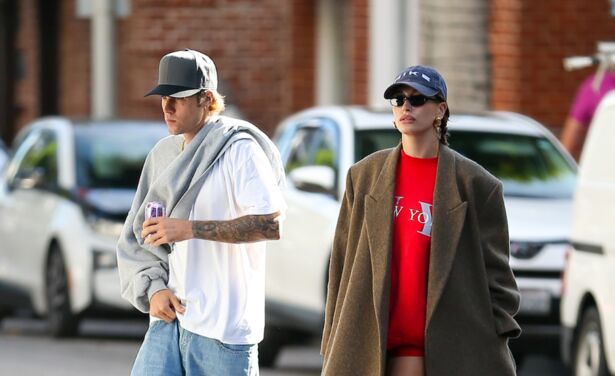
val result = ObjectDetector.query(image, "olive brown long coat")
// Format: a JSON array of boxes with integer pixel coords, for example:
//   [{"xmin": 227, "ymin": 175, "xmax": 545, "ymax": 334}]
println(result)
[{"xmin": 321, "ymin": 145, "xmax": 521, "ymax": 376}]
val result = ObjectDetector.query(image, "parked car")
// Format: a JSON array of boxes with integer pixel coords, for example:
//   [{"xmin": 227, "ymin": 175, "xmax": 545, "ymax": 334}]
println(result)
[
  {"xmin": 0, "ymin": 117, "xmax": 168, "ymax": 336},
  {"xmin": 263, "ymin": 106, "xmax": 577, "ymax": 365},
  {"xmin": 561, "ymin": 91, "xmax": 615, "ymax": 376}
]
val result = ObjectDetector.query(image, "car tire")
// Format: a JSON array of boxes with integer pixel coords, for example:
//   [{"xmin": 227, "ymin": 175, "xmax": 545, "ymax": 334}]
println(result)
[
  {"xmin": 46, "ymin": 244, "xmax": 79, "ymax": 337},
  {"xmin": 259, "ymin": 326, "xmax": 286, "ymax": 368},
  {"xmin": 0, "ymin": 308, "xmax": 8, "ymax": 327},
  {"xmin": 573, "ymin": 307, "xmax": 609, "ymax": 376},
  {"xmin": 259, "ymin": 326, "xmax": 311, "ymax": 368}
]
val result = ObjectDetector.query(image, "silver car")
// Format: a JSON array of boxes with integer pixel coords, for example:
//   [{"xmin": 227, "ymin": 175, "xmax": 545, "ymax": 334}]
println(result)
[{"xmin": 0, "ymin": 117, "xmax": 167, "ymax": 336}]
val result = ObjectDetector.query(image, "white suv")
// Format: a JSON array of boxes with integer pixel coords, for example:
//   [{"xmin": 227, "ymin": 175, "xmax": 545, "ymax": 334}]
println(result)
[
  {"xmin": 0, "ymin": 117, "xmax": 167, "ymax": 336},
  {"xmin": 263, "ymin": 106, "xmax": 577, "ymax": 365},
  {"xmin": 561, "ymin": 91, "xmax": 615, "ymax": 376}
]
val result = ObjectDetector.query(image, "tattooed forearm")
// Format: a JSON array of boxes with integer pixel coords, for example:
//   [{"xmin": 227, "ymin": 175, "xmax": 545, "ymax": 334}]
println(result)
[{"xmin": 191, "ymin": 212, "xmax": 281, "ymax": 243}]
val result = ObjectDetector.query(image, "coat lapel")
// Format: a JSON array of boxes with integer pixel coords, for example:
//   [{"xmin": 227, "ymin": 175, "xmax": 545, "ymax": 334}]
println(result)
[
  {"xmin": 365, "ymin": 145, "xmax": 401, "ymax": 351},
  {"xmin": 426, "ymin": 146, "xmax": 467, "ymax": 329}
]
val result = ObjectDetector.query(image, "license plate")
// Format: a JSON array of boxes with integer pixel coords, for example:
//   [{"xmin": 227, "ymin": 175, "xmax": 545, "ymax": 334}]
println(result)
[{"xmin": 519, "ymin": 289, "xmax": 551, "ymax": 315}]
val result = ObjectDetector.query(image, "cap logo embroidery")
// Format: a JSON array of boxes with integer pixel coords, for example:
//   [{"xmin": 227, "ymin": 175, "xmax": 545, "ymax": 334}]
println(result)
[{"xmin": 396, "ymin": 70, "xmax": 431, "ymax": 83}]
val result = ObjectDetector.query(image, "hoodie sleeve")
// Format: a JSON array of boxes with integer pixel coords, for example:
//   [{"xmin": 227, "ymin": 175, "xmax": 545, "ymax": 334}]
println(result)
[{"xmin": 116, "ymin": 151, "xmax": 171, "ymax": 313}]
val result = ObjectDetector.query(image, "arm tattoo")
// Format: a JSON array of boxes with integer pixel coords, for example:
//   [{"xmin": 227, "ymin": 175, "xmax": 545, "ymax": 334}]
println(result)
[{"xmin": 191, "ymin": 212, "xmax": 280, "ymax": 243}]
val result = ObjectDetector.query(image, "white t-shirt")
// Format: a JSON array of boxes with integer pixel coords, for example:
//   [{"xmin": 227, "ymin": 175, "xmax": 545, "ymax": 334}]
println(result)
[{"xmin": 158, "ymin": 138, "xmax": 285, "ymax": 345}]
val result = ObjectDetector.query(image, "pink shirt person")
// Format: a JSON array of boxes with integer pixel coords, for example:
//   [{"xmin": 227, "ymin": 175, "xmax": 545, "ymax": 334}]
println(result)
[
  {"xmin": 561, "ymin": 71, "xmax": 615, "ymax": 160},
  {"xmin": 569, "ymin": 72, "xmax": 615, "ymax": 127}
]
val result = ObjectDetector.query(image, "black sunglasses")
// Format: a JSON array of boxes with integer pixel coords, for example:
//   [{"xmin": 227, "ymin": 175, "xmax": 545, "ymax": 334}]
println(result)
[{"xmin": 389, "ymin": 94, "xmax": 438, "ymax": 108}]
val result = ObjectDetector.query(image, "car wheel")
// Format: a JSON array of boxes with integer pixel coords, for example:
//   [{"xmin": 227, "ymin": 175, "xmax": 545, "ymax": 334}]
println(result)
[
  {"xmin": 259, "ymin": 326, "xmax": 311, "ymax": 368},
  {"xmin": 46, "ymin": 245, "xmax": 79, "ymax": 337},
  {"xmin": 0, "ymin": 308, "xmax": 8, "ymax": 326},
  {"xmin": 573, "ymin": 307, "xmax": 609, "ymax": 376},
  {"xmin": 259, "ymin": 326, "xmax": 286, "ymax": 368}
]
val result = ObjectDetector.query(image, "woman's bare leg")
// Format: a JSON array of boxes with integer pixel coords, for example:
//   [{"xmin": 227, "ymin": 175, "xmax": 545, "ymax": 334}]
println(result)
[{"xmin": 387, "ymin": 356, "xmax": 425, "ymax": 376}]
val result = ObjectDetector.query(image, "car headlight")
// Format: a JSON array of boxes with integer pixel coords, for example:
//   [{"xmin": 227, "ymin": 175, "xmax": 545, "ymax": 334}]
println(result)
[
  {"xmin": 510, "ymin": 241, "xmax": 545, "ymax": 259},
  {"xmin": 86, "ymin": 214, "xmax": 125, "ymax": 239},
  {"xmin": 509, "ymin": 240, "xmax": 569, "ymax": 259}
]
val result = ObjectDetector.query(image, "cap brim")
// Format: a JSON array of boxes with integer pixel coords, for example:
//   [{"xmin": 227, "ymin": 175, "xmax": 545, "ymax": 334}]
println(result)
[
  {"xmin": 383, "ymin": 82, "xmax": 439, "ymax": 99},
  {"xmin": 144, "ymin": 85, "xmax": 201, "ymax": 98}
]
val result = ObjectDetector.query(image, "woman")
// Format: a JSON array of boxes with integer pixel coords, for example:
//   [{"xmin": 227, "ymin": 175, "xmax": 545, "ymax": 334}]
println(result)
[{"xmin": 320, "ymin": 65, "xmax": 521, "ymax": 376}]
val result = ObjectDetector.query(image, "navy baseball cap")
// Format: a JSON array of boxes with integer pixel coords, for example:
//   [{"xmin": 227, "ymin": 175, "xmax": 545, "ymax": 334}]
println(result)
[
  {"xmin": 383, "ymin": 65, "xmax": 447, "ymax": 101},
  {"xmin": 145, "ymin": 49, "xmax": 218, "ymax": 98}
]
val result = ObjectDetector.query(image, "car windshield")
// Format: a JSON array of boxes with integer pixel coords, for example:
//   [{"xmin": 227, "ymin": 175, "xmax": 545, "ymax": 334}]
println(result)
[
  {"xmin": 354, "ymin": 129, "xmax": 401, "ymax": 162},
  {"xmin": 75, "ymin": 124, "xmax": 167, "ymax": 189},
  {"xmin": 354, "ymin": 129, "xmax": 576, "ymax": 199}
]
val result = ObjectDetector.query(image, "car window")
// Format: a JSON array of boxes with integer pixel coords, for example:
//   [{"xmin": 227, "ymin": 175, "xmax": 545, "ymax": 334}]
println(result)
[
  {"xmin": 284, "ymin": 119, "xmax": 339, "ymax": 175},
  {"xmin": 448, "ymin": 131, "xmax": 576, "ymax": 198},
  {"xmin": 75, "ymin": 125, "xmax": 167, "ymax": 189},
  {"xmin": 9, "ymin": 129, "xmax": 58, "ymax": 189},
  {"xmin": 354, "ymin": 129, "xmax": 400, "ymax": 162},
  {"xmin": 354, "ymin": 128, "xmax": 575, "ymax": 199}
]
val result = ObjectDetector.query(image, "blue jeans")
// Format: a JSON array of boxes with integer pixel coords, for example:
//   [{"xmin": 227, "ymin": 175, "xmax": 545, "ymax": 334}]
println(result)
[{"xmin": 131, "ymin": 320, "xmax": 259, "ymax": 376}]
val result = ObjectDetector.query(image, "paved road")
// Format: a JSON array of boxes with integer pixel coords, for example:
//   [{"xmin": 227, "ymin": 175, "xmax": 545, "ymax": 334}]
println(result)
[
  {"xmin": 0, "ymin": 317, "xmax": 321, "ymax": 376},
  {"xmin": 0, "ymin": 317, "xmax": 568, "ymax": 375}
]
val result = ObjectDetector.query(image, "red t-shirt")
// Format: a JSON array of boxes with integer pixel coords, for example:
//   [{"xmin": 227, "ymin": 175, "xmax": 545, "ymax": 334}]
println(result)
[{"xmin": 387, "ymin": 150, "xmax": 438, "ymax": 357}]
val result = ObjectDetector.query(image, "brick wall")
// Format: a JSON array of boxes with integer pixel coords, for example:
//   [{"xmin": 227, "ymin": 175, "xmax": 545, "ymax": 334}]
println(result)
[
  {"xmin": 490, "ymin": 0, "xmax": 615, "ymax": 132},
  {"xmin": 15, "ymin": 0, "xmax": 91, "ymax": 131},
  {"xmin": 289, "ymin": 0, "xmax": 316, "ymax": 113},
  {"xmin": 116, "ymin": 0, "xmax": 299, "ymax": 135},
  {"xmin": 421, "ymin": 0, "xmax": 490, "ymax": 113},
  {"xmin": 58, "ymin": 0, "xmax": 90, "ymax": 118},
  {"xmin": 15, "ymin": 0, "xmax": 615, "ymax": 137},
  {"xmin": 14, "ymin": 0, "xmax": 316, "ymax": 136},
  {"xmin": 346, "ymin": 0, "xmax": 368, "ymax": 104},
  {"xmin": 489, "ymin": 0, "xmax": 522, "ymax": 111},
  {"xmin": 14, "ymin": 0, "xmax": 39, "ymax": 130}
]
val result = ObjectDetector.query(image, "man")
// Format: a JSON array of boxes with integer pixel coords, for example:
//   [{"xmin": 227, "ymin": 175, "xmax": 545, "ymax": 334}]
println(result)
[{"xmin": 117, "ymin": 49, "xmax": 286, "ymax": 376}]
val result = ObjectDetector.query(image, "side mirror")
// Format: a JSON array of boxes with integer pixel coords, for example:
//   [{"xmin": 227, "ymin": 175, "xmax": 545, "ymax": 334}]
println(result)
[
  {"xmin": 289, "ymin": 165, "xmax": 336, "ymax": 195},
  {"xmin": 10, "ymin": 167, "xmax": 46, "ymax": 190}
]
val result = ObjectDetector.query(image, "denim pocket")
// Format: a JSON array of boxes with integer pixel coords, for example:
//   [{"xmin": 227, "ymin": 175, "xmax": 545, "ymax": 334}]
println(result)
[{"xmin": 217, "ymin": 341, "xmax": 253, "ymax": 354}]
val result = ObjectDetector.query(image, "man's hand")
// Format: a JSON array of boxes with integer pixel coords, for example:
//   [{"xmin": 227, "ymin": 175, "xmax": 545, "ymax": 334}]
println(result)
[
  {"xmin": 142, "ymin": 217, "xmax": 193, "ymax": 246},
  {"xmin": 149, "ymin": 289, "xmax": 185, "ymax": 323}
]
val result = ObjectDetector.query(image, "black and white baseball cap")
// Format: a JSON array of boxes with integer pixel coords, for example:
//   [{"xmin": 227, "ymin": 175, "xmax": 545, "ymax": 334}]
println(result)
[
  {"xmin": 145, "ymin": 49, "xmax": 218, "ymax": 98},
  {"xmin": 383, "ymin": 65, "xmax": 447, "ymax": 101}
]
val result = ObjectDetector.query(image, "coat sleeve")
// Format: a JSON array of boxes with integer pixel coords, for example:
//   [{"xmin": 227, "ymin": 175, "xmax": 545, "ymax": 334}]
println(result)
[
  {"xmin": 321, "ymin": 169, "xmax": 355, "ymax": 355},
  {"xmin": 479, "ymin": 182, "xmax": 522, "ymax": 338}
]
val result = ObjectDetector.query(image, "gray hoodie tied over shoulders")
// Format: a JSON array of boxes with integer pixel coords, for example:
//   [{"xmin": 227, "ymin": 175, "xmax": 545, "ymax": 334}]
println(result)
[{"xmin": 116, "ymin": 115, "xmax": 285, "ymax": 313}]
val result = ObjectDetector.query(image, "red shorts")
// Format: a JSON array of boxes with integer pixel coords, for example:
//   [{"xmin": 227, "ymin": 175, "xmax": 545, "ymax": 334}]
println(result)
[{"xmin": 387, "ymin": 345, "xmax": 424, "ymax": 357}]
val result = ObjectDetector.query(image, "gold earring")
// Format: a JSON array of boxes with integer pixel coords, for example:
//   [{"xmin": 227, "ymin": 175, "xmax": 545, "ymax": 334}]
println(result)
[{"xmin": 433, "ymin": 117, "xmax": 442, "ymax": 140}]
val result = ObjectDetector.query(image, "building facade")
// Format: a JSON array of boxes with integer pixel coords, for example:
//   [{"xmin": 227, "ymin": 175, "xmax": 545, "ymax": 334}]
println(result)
[{"xmin": 1, "ymin": 0, "xmax": 614, "ymax": 145}]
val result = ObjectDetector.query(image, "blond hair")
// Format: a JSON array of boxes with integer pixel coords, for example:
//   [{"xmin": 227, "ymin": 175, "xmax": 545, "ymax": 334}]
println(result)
[{"xmin": 207, "ymin": 89, "xmax": 225, "ymax": 115}]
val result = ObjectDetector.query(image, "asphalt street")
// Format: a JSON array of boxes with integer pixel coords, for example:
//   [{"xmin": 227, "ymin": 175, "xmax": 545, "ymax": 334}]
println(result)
[{"xmin": 0, "ymin": 317, "xmax": 568, "ymax": 375}]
